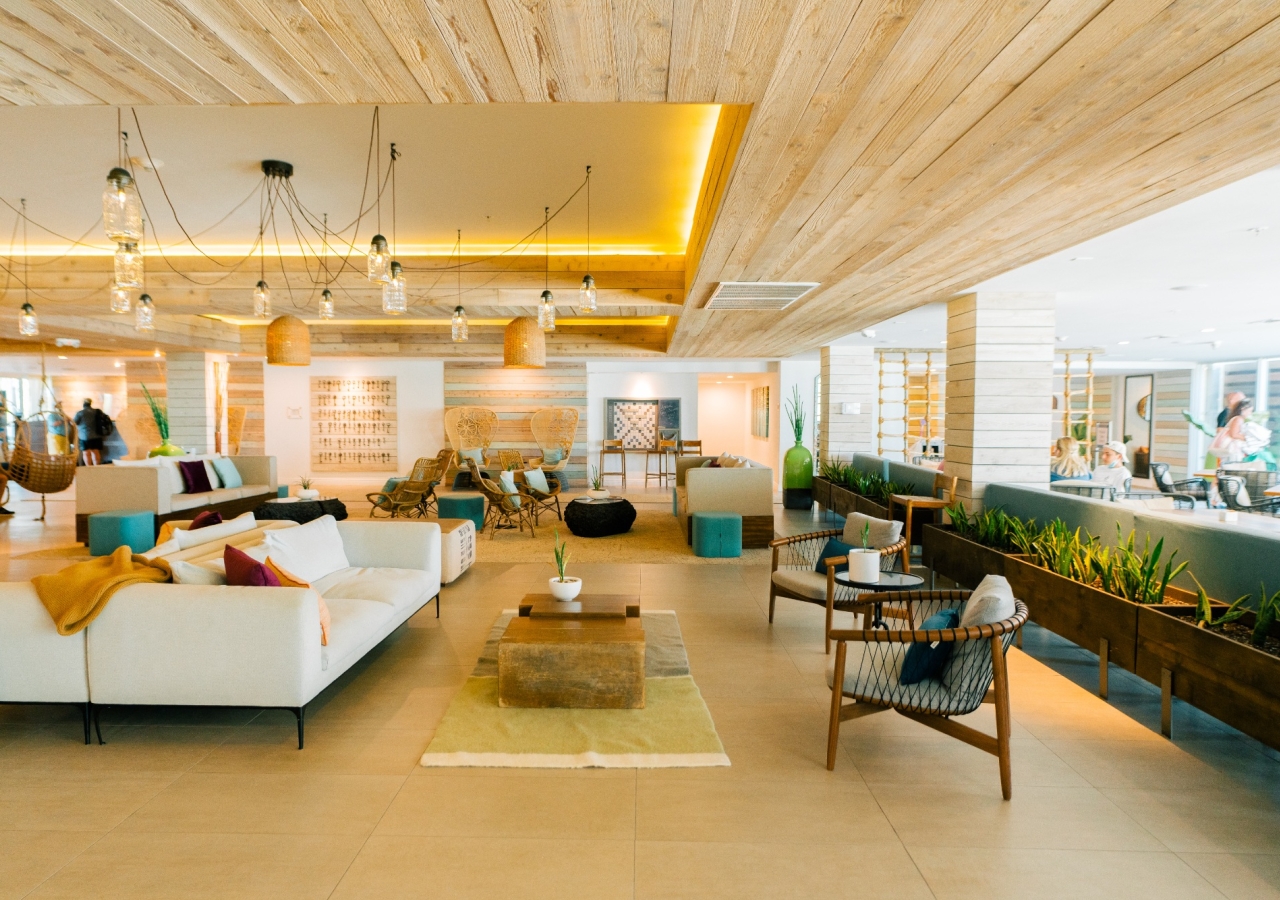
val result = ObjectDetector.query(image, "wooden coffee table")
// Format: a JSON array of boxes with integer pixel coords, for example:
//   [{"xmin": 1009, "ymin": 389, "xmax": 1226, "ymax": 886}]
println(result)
[{"xmin": 498, "ymin": 594, "xmax": 645, "ymax": 709}]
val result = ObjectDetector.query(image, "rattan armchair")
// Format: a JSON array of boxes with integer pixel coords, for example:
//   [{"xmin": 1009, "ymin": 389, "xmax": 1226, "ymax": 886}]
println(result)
[
  {"xmin": 826, "ymin": 590, "xmax": 1028, "ymax": 799},
  {"xmin": 529, "ymin": 407, "xmax": 578, "ymax": 475},
  {"xmin": 444, "ymin": 406, "xmax": 498, "ymax": 469},
  {"xmin": 366, "ymin": 457, "xmax": 440, "ymax": 519},
  {"xmin": 768, "ymin": 528, "xmax": 908, "ymax": 654},
  {"xmin": 514, "ymin": 469, "xmax": 563, "ymax": 523},
  {"xmin": 468, "ymin": 459, "xmax": 537, "ymax": 537}
]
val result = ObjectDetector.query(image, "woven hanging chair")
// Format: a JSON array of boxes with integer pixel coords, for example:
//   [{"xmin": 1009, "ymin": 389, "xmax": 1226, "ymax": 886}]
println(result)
[{"xmin": 4, "ymin": 406, "xmax": 78, "ymax": 519}]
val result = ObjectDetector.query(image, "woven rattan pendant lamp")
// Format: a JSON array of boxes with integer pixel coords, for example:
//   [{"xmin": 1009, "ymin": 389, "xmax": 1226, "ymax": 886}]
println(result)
[
  {"xmin": 266, "ymin": 315, "xmax": 311, "ymax": 366},
  {"xmin": 503, "ymin": 316, "xmax": 545, "ymax": 368}
]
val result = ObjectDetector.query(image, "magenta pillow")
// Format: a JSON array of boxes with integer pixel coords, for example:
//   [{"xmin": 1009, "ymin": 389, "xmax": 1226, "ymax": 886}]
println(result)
[
  {"xmin": 224, "ymin": 545, "xmax": 280, "ymax": 587},
  {"xmin": 190, "ymin": 510, "xmax": 223, "ymax": 530},
  {"xmin": 178, "ymin": 459, "xmax": 213, "ymax": 494}
]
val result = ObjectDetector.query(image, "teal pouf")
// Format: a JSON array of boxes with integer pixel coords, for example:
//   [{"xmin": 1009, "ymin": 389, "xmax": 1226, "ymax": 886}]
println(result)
[
  {"xmin": 88, "ymin": 510, "xmax": 156, "ymax": 556},
  {"xmin": 692, "ymin": 511, "xmax": 742, "ymax": 558},
  {"xmin": 672, "ymin": 487, "xmax": 679, "ymax": 517},
  {"xmin": 277, "ymin": 485, "xmax": 289, "ymax": 498},
  {"xmin": 438, "ymin": 493, "xmax": 485, "ymax": 531}
]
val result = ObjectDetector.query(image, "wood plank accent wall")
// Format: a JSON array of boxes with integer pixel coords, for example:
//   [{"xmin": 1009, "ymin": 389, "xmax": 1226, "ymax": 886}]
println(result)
[
  {"xmin": 819, "ymin": 346, "xmax": 875, "ymax": 463},
  {"xmin": 227, "ymin": 360, "xmax": 264, "ymax": 456},
  {"xmin": 443, "ymin": 362, "xmax": 587, "ymax": 488},
  {"xmin": 1153, "ymin": 370, "xmax": 1193, "ymax": 479},
  {"xmin": 165, "ymin": 352, "xmax": 212, "ymax": 453}
]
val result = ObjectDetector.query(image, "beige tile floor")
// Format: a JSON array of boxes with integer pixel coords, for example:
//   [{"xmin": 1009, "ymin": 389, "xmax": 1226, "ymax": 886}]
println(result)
[{"xmin": 1, "ymin": 487, "xmax": 1280, "ymax": 898}]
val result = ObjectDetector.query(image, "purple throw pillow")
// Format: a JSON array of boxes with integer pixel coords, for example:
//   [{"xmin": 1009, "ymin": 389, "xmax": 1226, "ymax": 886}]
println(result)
[
  {"xmin": 177, "ymin": 459, "xmax": 213, "ymax": 494},
  {"xmin": 224, "ymin": 545, "xmax": 280, "ymax": 587},
  {"xmin": 190, "ymin": 510, "xmax": 223, "ymax": 530}
]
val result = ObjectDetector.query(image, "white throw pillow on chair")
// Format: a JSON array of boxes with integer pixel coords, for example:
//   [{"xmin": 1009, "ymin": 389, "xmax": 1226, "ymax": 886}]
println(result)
[
  {"xmin": 842, "ymin": 513, "xmax": 903, "ymax": 549},
  {"xmin": 263, "ymin": 514, "xmax": 349, "ymax": 583},
  {"xmin": 960, "ymin": 574, "xmax": 1016, "ymax": 628}
]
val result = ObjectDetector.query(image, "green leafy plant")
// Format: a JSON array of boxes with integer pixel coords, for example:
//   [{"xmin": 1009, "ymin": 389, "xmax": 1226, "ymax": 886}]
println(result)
[
  {"xmin": 860, "ymin": 520, "xmax": 870, "ymax": 550},
  {"xmin": 1253, "ymin": 583, "xmax": 1279, "ymax": 647},
  {"xmin": 1094, "ymin": 527, "xmax": 1188, "ymax": 605},
  {"xmin": 553, "ymin": 528, "xmax": 570, "ymax": 582},
  {"xmin": 784, "ymin": 385, "xmax": 806, "ymax": 443},
  {"xmin": 589, "ymin": 466, "xmax": 604, "ymax": 491},
  {"xmin": 296, "ymin": 475, "xmax": 313, "ymax": 490},
  {"xmin": 141, "ymin": 384, "xmax": 169, "ymax": 442},
  {"xmin": 1192, "ymin": 574, "xmax": 1249, "ymax": 629}
]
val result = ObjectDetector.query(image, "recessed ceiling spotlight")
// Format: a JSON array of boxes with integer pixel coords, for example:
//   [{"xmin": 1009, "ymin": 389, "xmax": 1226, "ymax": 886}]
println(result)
[
  {"xmin": 113, "ymin": 361, "xmax": 122, "ymax": 368},
  {"xmin": 726, "ymin": 375, "xmax": 733, "ymax": 378},
  {"xmin": 861, "ymin": 329, "xmax": 876, "ymax": 338},
  {"xmin": 1117, "ymin": 341, "xmax": 1130, "ymax": 345},
  {"xmin": 1170, "ymin": 284, "xmax": 1207, "ymax": 291},
  {"xmin": 1070, "ymin": 256, "xmax": 1093, "ymax": 261},
  {"xmin": 1211, "ymin": 340, "xmax": 1223, "ymax": 348},
  {"xmin": 1245, "ymin": 226, "xmax": 1269, "ymax": 234},
  {"xmin": 1201, "ymin": 327, "xmax": 1216, "ymax": 333},
  {"xmin": 57, "ymin": 355, "xmax": 67, "ymax": 360}
]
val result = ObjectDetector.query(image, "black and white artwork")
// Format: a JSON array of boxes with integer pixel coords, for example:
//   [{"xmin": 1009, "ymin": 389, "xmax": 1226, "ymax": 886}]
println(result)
[{"xmin": 605, "ymin": 398, "xmax": 681, "ymax": 449}]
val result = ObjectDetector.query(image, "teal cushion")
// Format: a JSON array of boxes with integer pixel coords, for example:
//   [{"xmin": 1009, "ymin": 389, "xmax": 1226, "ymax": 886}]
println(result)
[
  {"xmin": 525, "ymin": 467, "xmax": 550, "ymax": 493},
  {"xmin": 700, "ymin": 459, "xmax": 712, "ymax": 467},
  {"xmin": 459, "ymin": 448, "xmax": 485, "ymax": 467},
  {"xmin": 814, "ymin": 538, "xmax": 853, "ymax": 575},
  {"xmin": 382, "ymin": 476, "xmax": 407, "ymax": 494},
  {"xmin": 498, "ymin": 470, "xmax": 522, "ymax": 508},
  {"xmin": 211, "ymin": 457, "xmax": 242, "ymax": 489},
  {"xmin": 692, "ymin": 512, "xmax": 742, "ymax": 558},
  {"xmin": 541, "ymin": 448, "xmax": 564, "ymax": 465},
  {"xmin": 900, "ymin": 608, "xmax": 959, "ymax": 685}
]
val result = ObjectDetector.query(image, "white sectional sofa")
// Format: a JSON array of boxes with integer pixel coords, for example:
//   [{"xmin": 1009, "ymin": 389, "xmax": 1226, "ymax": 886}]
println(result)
[
  {"xmin": 0, "ymin": 517, "xmax": 441, "ymax": 748},
  {"xmin": 74, "ymin": 455, "xmax": 278, "ymax": 543},
  {"xmin": 674, "ymin": 455, "xmax": 776, "ymax": 548}
]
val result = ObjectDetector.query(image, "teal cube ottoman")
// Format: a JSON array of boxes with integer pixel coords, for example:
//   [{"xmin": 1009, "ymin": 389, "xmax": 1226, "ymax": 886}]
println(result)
[
  {"xmin": 88, "ymin": 510, "xmax": 156, "ymax": 557},
  {"xmin": 672, "ymin": 487, "xmax": 679, "ymax": 517},
  {"xmin": 277, "ymin": 485, "xmax": 289, "ymax": 498},
  {"xmin": 692, "ymin": 511, "xmax": 742, "ymax": 558},
  {"xmin": 438, "ymin": 493, "xmax": 486, "ymax": 531}
]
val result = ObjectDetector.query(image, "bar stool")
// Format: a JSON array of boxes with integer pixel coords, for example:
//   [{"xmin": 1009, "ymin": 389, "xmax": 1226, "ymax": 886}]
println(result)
[
  {"xmin": 644, "ymin": 438, "xmax": 677, "ymax": 487},
  {"xmin": 600, "ymin": 439, "xmax": 627, "ymax": 489},
  {"xmin": 678, "ymin": 439, "xmax": 703, "ymax": 457}
]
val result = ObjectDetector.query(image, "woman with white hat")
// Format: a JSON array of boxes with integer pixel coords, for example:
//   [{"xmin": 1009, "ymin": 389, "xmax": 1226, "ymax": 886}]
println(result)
[{"xmin": 1092, "ymin": 440, "xmax": 1132, "ymax": 491}]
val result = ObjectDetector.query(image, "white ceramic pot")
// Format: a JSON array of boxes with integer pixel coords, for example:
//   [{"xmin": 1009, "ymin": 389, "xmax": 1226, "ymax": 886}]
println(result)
[
  {"xmin": 847, "ymin": 549, "xmax": 881, "ymax": 585},
  {"xmin": 586, "ymin": 489, "xmax": 611, "ymax": 500},
  {"xmin": 549, "ymin": 576, "xmax": 583, "ymax": 601},
  {"xmin": 298, "ymin": 488, "xmax": 320, "ymax": 501}
]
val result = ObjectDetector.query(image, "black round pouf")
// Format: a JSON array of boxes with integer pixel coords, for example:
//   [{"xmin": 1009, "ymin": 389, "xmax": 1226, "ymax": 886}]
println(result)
[
  {"xmin": 253, "ymin": 498, "xmax": 348, "ymax": 524},
  {"xmin": 563, "ymin": 498, "xmax": 636, "ymax": 538}
]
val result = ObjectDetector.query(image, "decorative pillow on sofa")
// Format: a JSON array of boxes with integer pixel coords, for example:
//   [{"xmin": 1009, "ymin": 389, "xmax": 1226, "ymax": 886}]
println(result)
[
  {"xmin": 265, "ymin": 558, "xmax": 331, "ymax": 646},
  {"xmin": 842, "ymin": 513, "xmax": 903, "ymax": 549},
  {"xmin": 178, "ymin": 459, "xmax": 213, "ymax": 494},
  {"xmin": 263, "ymin": 514, "xmax": 349, "ymax": 583},
  {"xmin": 190, "ymin": 510, "xmax": 223, "ymax": 530},
  {"xmin": 170, "ymin": 559, "xmax": 227, "ymax": 586},
  {"xmin": 900, "ymin": 608, "xmax": 960, "ymax": 685},
  {"xmin": 172, "ymin": 512, "xmax": 257, "ymax": 550},
  {"xmin": 225, "ymin": 544, "xmax": 280, "ymax": 587},
  {"xmin": 212, "ymin": 457, "xmax": 243, "ymax": 489},
  {"xmin": 960, "ymin": 575, "xmax": 1016, "ymax": 628},
  {"xmin": 813, "ymin": 538, "xmax": 853, "ymax": 575}
]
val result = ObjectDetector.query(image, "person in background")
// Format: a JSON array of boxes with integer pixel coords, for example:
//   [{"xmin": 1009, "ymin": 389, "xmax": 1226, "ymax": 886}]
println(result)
[
  {"xmin": 1050, "ymin": 437, "xmax": 1091, "ymax": 482},
  {"xmin": 1218, "ymin": 391, "xmax": 1246, "ymax": 429},
  {"xmin": 73, "ymin": 398, "xmax": 105, "ymax": 466},
  {"xmin": 1092, "ymin": 440, "xmax": 1133, "ymax": 491}
]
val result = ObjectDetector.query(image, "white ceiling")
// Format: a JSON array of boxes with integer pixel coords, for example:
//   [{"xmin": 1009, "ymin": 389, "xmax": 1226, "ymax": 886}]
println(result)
[{"xmin": 835, "ymin": 165, "xmax": 1280, "ymax": 366}]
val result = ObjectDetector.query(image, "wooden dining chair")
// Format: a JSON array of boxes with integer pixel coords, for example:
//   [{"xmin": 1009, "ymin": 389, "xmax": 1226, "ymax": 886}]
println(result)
[
  {"xmin": 644, "ymin": 438, "xmax": 677, "ymax": 487},
  {"xmin": 678, "ymin": 439, "xmax": 702, "ymax": 457},
  {"xmin": 888, "ymin": 471, "xmax": 958, "ymax": 573},
  {"xmin": 600, "ymin": 439, "xmax": 627, "ymax": 489}
]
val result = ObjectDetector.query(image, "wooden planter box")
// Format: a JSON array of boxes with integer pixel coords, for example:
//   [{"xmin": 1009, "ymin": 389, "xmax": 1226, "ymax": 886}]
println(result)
[
  {"xmin": 921, "ymin": 525, "xmax": 1007, "ymax": 589},
  {"xmin": 1137, "ymin": 604, "xmax": 1280, "ymax": 749},
  {"xmin": 813, "ymin": 477, "xmax": 833, "ymax": 510},
  {"xmin": 821, "ymin": 483, "xmax": 891, "ymax": 521}
]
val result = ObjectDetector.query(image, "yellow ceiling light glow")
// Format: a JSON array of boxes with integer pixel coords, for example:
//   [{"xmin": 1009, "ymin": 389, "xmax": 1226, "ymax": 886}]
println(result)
[{"xmin": 203, "ymin": 314, "xmax": 672, "ymax": 328}]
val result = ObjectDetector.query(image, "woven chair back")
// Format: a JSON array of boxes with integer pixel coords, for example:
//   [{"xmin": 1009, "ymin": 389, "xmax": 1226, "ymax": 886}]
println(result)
[
  {"xmin": 444, "ymin": 407, "xmax": 498, "ymax": 454},
  {"xmin": 530, "ymin": 407, "xmax": 578, "ymax": 458}
]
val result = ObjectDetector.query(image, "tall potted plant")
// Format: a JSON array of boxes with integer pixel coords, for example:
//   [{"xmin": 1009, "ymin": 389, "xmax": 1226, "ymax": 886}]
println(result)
[
  {"xmin": 782, "ymin": 385, "xmax": 813, "ymax": 509},
  {"xmin": 142, "ymin": 384, "xmax": 184, "ymax": 457}
]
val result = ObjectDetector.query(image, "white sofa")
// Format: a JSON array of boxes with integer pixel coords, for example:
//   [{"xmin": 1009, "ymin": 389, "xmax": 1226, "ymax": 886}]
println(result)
[
  {"xmin": 0, "ymin": 518, "xmax": 441, "ymax": 748},
  {"xmin": 674, "ymin": 455, "xmax": 775, "ymax": 548},
  {"xmin": 75, "ymin": 455, "xmax": 278, "ymax": 543}
]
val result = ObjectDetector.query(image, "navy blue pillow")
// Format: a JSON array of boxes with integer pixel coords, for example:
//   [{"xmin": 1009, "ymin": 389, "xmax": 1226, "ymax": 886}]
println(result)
[
  {"xmin": 814, "ymin": 538, "xmax": 854, "ymax": 575},
  {"xmin": 900, "ymin": 608, "xmax": 960, "ymax": 685}
]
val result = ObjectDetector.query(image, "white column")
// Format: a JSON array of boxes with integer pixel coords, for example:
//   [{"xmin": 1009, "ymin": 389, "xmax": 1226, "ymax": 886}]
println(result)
[
  {"xmin": 819, "ymin": 346, "xmax": 876, "ymax": 463},
  {"xmin": 944, "ymin": 292, "xmax": 1055, "ymax": 507},
  {"xmin": 166, "ymin": 352, "xmax": 227, "ymax": 453}
]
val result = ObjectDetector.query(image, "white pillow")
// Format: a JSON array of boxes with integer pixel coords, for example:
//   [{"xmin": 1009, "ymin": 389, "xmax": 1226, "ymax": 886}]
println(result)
[
  {"xmin": 156, "ymin": 458, "xmax": 187, "ymax": 495},
  {"xmin": 842, "ymin": 513, "xmax": 903, "ymax": 548},
  {"xmin": 960, "ymin": 575, "xmax": 1016, "ymax": 628},
  {"xmin": 170, "ymin": 560, "xmax": 227, "ymax": 585},
  {"xmin": 172, "ymin": 512, "xmax": 257, "ymax": 550},
  {"xmin": 203, "ymin": 459, "xmax": 221, "ymax": 488},
  {"xmin": 141, "ymin": 538, "xmax": 181, "ymax": 560},
  {"xmin": 237, "ymin": 541, "xmax": 271, "ymax": 564},
  {"xmin": 263, "ymin": 514, "xmax": 349, "ymax": 582}
]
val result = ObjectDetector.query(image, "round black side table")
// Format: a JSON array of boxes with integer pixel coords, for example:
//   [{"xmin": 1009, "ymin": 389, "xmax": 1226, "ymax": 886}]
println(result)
[
  {"xmin": 253, "ymin": 497, "xmax": 349, "ymax": 524},
  {"xmin": 563, "ymin": 497, "xmax": 637, "ymax": 538}
]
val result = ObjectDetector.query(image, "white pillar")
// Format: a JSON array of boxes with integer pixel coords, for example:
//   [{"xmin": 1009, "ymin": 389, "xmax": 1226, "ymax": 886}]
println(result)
[
  {"xmin": 819, "ymin": 346, "xmax": 876, "ymax": 463},
  {"xmin": 166, "ymin": 352, "xmax": 227, "ymax": 454},
  {"xmin": 944, "ymin": 292, "xmax": 1055, "ymax": 507}
]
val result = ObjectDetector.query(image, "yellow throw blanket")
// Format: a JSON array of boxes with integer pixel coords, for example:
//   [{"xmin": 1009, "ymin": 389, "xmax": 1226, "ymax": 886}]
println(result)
[{"xmin": 33, "ymin": 546, "xmax": 172, "ymax": 635}]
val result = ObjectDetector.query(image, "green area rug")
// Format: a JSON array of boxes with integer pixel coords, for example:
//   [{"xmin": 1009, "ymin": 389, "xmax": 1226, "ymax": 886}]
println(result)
[{"xmin": 420, "ymin": 610, "xmax": 730, "ymax": 768}]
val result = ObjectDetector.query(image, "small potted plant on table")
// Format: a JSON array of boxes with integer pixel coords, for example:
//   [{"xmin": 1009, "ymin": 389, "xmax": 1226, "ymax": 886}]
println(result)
[
  {"xmin": 549, "ymin": 528, "xmax": 582, "ymax": 601},
  {"xmin": 587, "ymin": 466, "xmax": 610, "ymax": 501},
  {"xmin": 846, "ymin": 520, "xmax": 880, "ymax": 583},
  {"xmin": 296, "ymin": 476, "xmax": 320, "ymax": 501}
]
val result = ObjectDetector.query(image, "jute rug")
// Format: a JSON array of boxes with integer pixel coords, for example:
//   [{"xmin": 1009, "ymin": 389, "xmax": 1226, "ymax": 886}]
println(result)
[
  {"xmin": 420, "ymin": 610, "xmax": 730, "ymax": 769},
  {"xmin": 12, "ymin": 545, "xmax": 94, "ymax": 561},
  {"xmin": 470, "ymin": 503, "xmax": 773, "ymax": 565}
]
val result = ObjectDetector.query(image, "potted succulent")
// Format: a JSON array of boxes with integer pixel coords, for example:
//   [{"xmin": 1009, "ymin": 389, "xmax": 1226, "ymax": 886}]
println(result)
[
  {"xmin": 296, "ymin": 476, "xmax": 320, "ymax": 501},
  {"xmin": 847, "ymin": 520, "xmax": 881, "ymax": 583},
  {"xmin": 548, "ymin": 528, "xmax": 582, "ymax": 601},
  {"xmin": 586, "ymin": 465, "xmax": 610, "ymax": 500}
]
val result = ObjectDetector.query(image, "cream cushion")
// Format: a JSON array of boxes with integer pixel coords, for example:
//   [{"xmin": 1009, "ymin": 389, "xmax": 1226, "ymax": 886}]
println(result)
[
  {"xmin": 771, "ymin": 568, "xmax": 829, "ymax": 601},
  {"xmin": 312, "ymin": 566, "xmax": 436, "ymax": 614},
  {"xmin": 172, "ymin": 512, "xmax": 257, "ymax": 550},
  {"xmin": 170, "ymin": 560, "xmax": 227, "ymax": 586},
  {"xmin": 843, "ymin": 513, "xmax": 903, "ymax": 549},
  {"xmin": 320, "ymin": 597, "xmax": 397, "ymax": 672},
  {"xmin": 960, "ymin": 575, "xmax": 1016, "ymax": 628},
  {"xmin": 264, "ymin": 515, "xmax": 349, "ymax": 583}
]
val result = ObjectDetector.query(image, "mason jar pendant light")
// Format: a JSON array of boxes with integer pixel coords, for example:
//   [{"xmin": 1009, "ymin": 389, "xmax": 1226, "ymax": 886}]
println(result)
[
  {"xmin": 103, "ymin": 167, "xmax": 142, "ymax": 243},
  {"xmin": 452, "ymin": 230, "xmax": 468, "ymax": 342},
  {"xmin": 367, "ymin": 234, "xmax": 390, "ymax": 283},
  {"xmin": 578, "ymin": 166, "xmax": 597, "ymax": 314},
  {"xmin": 114, "ymin": 241, "xmax": 143, "ymax": 288},
  {"xmin": 382, "ymin": 261, "xmax": 406, "ymax": 314},
  {"xmin": 253, "ymin": 280, "xmax": 271, "ymax": 318},
  {"xmin": 319, "ymin": 289, "xmax": 335, "ymax": 319},
  {"xmin": 317, "ymin": 214, "xmax": 335, "ymax": 320},
  {"xmin": 110, "ymin": 285, "xmax": 131, "ymax": 313},
  {"xmin": 538, "ymin": 206, "xmax": 556, "ymax": 331},
  {"xmin": 18, "ymin": 303, "xmax": 38, "ymax": 337},
  {"xmin": 135, "ymin": 294, "xmax": 155, "ymax": 333}
]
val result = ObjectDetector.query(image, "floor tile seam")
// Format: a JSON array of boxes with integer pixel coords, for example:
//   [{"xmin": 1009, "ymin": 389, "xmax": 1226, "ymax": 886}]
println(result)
[
  {"xmin": 1035, "ymin": 733, "xmax": 1240, "ymax": 805},
  {"xmin": 325, "ymin": 772, "xmax": 412, "ymax": 900},
  {"xmin": 859, "ymin": 773, "xmax": 941, "ymax": 900}
]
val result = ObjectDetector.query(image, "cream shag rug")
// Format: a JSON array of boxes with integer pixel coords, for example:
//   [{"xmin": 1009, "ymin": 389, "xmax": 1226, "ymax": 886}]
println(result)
[
  {"xmin": 469, "ymin": 502, "xmax": 773, "ymax": 565},
  {"xmin": 420, "ymin": 610, "xmax": 730, "ymax": 768}
]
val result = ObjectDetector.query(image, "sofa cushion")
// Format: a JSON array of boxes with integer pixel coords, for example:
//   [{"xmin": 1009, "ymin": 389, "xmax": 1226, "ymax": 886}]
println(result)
[
  {"xmin": 173, "ymin": 511, "xmax": 257, "ymax": 550},
  {"xmin": 264, "ymin": 515, "xmax": 349, "ymax": 583},
  {"xmin": 541, "ymin": 448, "xmax": 563, "ymax": 465},
  {"xmin": 225, "ymin": 545, "xmax": 280, "ymax": 587},
  {"xmin": 264, "ymin": 559, "xmax": 331, "ymax": 645},
  {"xmin": 901, "ymin": 608, "xmax": 959, "ymax": 685},
  {"xmin": 524, "ymin": 467, "xmax": 550, "ymax": 494},
  {"xmin": 212, "ymin": 457, "xmax": 242, "ymax": 489},
  {"xmin": 814, "ymin": 538, "xmax": 853, "ymax": 575},
  {"xmin": 170, "ymin": 559, "xmax": 227, "ymax": 585},
  {"xmin": 239, "ymin": 484, "xmax": 272, "ymax": 498},
  {"xmin": 771, "ymin": 567, "xmax": 829, "ymax": 601},
  {"xmin": 179, "ymin": 459, "xmax": 213, "ymax": 493},
  {"xmin": 171, "ymin": 488, "xmax": 243, "ymax": 511},
  {"xmin": 321, "ymin": 597, "xmax": 396, "ymax": 672},
  {"xmin": 313, "ymin": 566, "xmax": 436, "ymax": 613},
  {"xmin": 190, "ymin": 510, "xmax": 223, "ymax": 530}
]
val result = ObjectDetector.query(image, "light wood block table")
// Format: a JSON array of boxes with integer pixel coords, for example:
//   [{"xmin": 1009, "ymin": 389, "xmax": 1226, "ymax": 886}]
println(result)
[{"xmin": 498, "ymin": 595, "xmax": 645, "ymax": 709}]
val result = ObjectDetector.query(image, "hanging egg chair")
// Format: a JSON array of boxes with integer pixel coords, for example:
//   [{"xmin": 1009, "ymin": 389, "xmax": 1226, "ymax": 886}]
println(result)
[{"xmin": 1, "ymin": 393, "xmax": 79, "ymax": 521}]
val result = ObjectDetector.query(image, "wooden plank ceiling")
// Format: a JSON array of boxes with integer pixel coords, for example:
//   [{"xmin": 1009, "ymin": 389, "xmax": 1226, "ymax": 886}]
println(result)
[{"xmin": 3, "ymin": 1, "xmax": 1280, "ymax": 359}]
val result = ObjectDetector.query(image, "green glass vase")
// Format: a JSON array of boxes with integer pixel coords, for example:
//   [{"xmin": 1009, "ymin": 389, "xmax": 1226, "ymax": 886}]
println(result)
[
  {"xmin": 149, "ymin": 441, "xmax": 186, "ymax": 458},
  {"xmin": 782, "ymin": 440, "xmax": 814, "ymax": 509}
]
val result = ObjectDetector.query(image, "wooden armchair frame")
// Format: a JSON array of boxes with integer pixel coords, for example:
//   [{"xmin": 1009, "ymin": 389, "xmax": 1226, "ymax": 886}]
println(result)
[
  {"xmin": 468, "ymin": 459, "xmax": 537, "ymax": 538},
  {"xmin": 768, "ymin": 527, "xmax": 909, "ymax": 653},
  {"xmin": 445, "ymin": 406, "xmax": 498, "ymax": 468},
  {"xmin": 529, "ymin": 407, "xmax": 578, "ymax": 474},
  {"xmin": 514, "ymin": 469, "xmax": 563, "ymax": 524},
  {"xmin": 827, "ymin": 591, "xmax": 1028, "ymax": 799},
  {"xmin": 366, "ymin": 457, "xmax": 441, "ymax": 519},
  {"xmin": 888, "ymin": 471, "xmax": 958, "ymax": 572}
]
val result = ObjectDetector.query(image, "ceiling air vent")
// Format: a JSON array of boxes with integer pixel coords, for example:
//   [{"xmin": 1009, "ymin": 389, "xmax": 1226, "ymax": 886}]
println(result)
[{"xmin": 704, "ymin": 282, "xmax": 819, "ymax": 311}]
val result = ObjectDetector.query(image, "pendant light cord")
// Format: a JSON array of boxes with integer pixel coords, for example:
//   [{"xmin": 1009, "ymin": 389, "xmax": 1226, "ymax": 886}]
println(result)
[
  {"xmin": 21, "ymin": 199, "xmax": 28, "ymax": 306},
  {"xmin": 544, "ymin": 206, "xmax": 549, "ymax": 291},
  {"xmin": 375, "ymin": 108, "xmax": 382, "ymax": 235},
  {"xmin": 390, "ymin": 143, "xmax": 398, "ymax": 258},
  {"xmin": 585, "ymin": 165, "xmax": 591, "ymax": 274}
]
